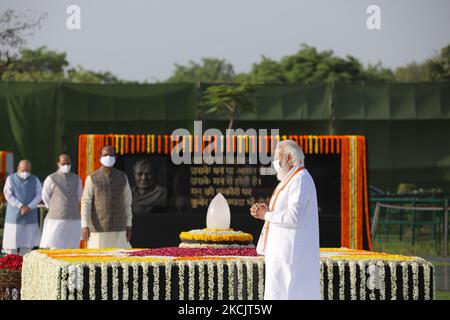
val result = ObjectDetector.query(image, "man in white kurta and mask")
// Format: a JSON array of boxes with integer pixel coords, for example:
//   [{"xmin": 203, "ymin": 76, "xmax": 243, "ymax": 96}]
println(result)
[
  {"xmin": 81, "ymin": 146, "xmax": 132, "ymax": 248},
  {"xmin": 251, "ymin": 139, "xmax": 321, "ymax": 300},
  {"xmin": 2, "ymin": 160, "xmax": 42, "ymax": 256},
  {"xmin": 40, "ymin": 154, "xmax": 82, "ymax": 249}
]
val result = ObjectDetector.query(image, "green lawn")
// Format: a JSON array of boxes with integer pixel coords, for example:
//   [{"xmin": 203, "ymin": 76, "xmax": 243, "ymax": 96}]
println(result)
[
  {"xmin": 372, "ymin": 223, "xmax": 449, "ymax": 257},
  {"xmin": 436, "ymin": 291, "xmax": 450, "ymax": 300}
]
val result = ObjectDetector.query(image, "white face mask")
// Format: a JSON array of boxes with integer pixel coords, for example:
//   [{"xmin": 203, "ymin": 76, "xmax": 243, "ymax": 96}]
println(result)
[
  {"xmin": 100, "ymin": 155, "xmax": 116, "ymax": 167},
  {"xmin": 17, "ymin": 171, "xmax": 30, "ymax": 180},
  {"xmin": 59, "ymin": 164, "xmax": 71, "ymax": 174},
  {"xmin": 272, "ymin": 160, "xmax": 282, "ymax": 173}
]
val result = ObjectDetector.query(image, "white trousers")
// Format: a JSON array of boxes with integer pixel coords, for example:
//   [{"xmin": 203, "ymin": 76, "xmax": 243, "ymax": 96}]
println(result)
[
  {"xmin": 87, "ymin": 231, "xmax": 132, "ymax": 249},
  {"xmin": 2, "ymin": 248, "xmax": 32, "ymax": 256}
]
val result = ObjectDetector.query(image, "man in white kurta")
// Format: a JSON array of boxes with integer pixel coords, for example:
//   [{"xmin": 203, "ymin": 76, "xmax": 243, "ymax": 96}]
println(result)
[
  {"xmin": 251, "ymin": 140, "xmax": 321, "ymax": 300},
  {"xmin": 40, "ymin": 154, "xmax": 82, "ymax": 249},
  {"xmin": 2, "ymin": 160, "xmax": 42, "ymax": 256},
  {"xmin": 80, "ymin": 145, "xmax": 132, "ymax": 248}
]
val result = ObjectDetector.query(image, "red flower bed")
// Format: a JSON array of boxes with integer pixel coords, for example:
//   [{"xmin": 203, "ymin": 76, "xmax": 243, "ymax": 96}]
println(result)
[
  {"xmin": 128, "ymin": 247, "xmax": 258, "ymax": 257},
  {"xmin": 0, "ymin": 254, "xmax": 23, "ymax": 272}
]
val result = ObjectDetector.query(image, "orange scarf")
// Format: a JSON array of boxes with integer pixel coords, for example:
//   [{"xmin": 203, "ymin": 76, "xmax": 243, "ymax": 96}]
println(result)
[{"xmin": 259, "ymin": 166, "xmax": 304, "ymax": 252}]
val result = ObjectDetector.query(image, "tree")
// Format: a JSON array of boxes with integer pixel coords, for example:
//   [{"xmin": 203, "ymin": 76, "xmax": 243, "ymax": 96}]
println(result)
[
  {"xmin": 67, "ymin": 66, "xmax": 121, "ymax": 84},
  {"xmin": 0, "ymin": 10, "xmax": 123, "ymax": 84},
  {"xmin": 199, "ymin": 83, "xmax": 255, "ymax": 130},
  {"xmin": 364, "ymin": 62, "xmax": 395, "ymax": 81},
  {"xmin": 246, "ymin": 56, "xmax": 285, "ymax": 84},
  {"xmin": 425, "ymin": 44, "xmax": 450, "ymax": 81},
  {"xmin": 2, "ymin": 46, "xmax": 67, "ymax": 81},
  {"xmin": 246, "ymin": 44, "xmax": 383, "ymax": 84},
  {"xmin": 394, "ymin": 44, "xmax": 450, "ymax": 82},
  {"xmin": 1, "ymin": 46, "xmax": 123, "ymax": 83},
  {"xmin": 166, "ymin": 58, "xmax": 236, "ymax": 83},
  {"xmin": 280, "ymin": 45, "xmax": 368, "ymax": 83},
  {"xmin": 395, "ymin": 62, "xmax": 430, "ymax": 82},
  {"xmin": 165, "ymin": 43, "xmax": 450, "ymax": 85},
  {"xmin": 0, "ymin": 9, "xmax": 47, "ymax": 79}
]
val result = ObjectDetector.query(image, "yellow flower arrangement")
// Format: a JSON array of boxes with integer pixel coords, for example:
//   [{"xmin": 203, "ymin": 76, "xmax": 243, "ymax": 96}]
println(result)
[
  {"xmin": 39, "ymin": 248, "xmax": 118, "ymax": 255},
  {"xmin": 179, "ymin": 228, "xmax": 253, "ymax": 243},
  {"xmin": 327, "ymin": 255, "xmax": 417, "ymax": 262},
  {"xmin": 53, "ymin": 256, "xmax": 169, "ymax": 263},
  {"xmin": 319, "ymin": 248, "xmax": 421, "ymax": 262}
]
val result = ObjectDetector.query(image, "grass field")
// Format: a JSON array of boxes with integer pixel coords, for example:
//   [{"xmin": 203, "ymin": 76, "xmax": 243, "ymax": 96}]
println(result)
[
  {"xmin": 372, "ymin": 223, "xmax": 449, "ymax": 257},
  {"xmin": 436, "ymin": 291, "xmax": 450, "ymax": 300}
]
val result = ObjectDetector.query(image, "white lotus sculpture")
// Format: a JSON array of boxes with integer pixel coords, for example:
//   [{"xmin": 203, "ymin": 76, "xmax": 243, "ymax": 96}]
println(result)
[{"xmin": 206, "ymin": 193, "xmax": 231, "ymax": 229}]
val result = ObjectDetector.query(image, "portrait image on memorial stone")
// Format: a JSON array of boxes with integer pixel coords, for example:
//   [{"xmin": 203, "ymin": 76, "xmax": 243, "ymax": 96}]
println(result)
[{"xmin": 124, "ymin": 157, "xmax": 168, "ymax": 216}]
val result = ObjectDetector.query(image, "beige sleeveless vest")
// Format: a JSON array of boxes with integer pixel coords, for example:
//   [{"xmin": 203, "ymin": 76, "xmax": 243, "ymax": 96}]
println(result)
[
  {"xmin": 47, "ymin": 171, "xmax": 81, "ymax": 220},
  {"xmin": 89, "ymin": 167, "xmax": 128, "ymax": 232}
]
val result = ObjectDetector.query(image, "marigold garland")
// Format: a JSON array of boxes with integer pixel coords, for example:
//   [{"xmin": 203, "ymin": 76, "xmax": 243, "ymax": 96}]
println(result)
[{"xmin": 179, "ymin": 229, "xmax": 254, "ymax": 243}]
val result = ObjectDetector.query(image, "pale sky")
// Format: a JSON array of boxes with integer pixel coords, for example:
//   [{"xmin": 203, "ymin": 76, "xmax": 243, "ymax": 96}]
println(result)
[{"xmin": 2, "ymin": 0, "xmax": 450, "ymax": 82}]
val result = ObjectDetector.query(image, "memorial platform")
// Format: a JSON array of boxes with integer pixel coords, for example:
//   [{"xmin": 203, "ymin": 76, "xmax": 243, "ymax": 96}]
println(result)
[{"xmin": 21, "ymin": 247, "xmax": 434, "ymax": 300}]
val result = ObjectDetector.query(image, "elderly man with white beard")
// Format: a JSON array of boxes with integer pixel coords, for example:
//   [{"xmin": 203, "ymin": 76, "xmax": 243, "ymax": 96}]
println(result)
[{"xmin": 250, "ymin": 139, "xmax": 321, "ymax": 300}]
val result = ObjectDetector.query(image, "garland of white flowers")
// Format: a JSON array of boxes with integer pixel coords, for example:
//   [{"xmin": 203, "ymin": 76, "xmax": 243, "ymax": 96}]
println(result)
[
  {"xmin": 327, "ymin": 261, "xmax": 334, "ymax": 300},
  {"xmin": 20, "ymin": 253, "xmax": 63, "ymax": 300},
  {"xmin": 178, "ymin": 262, "xmax": 185, "ymax": 300},
  {"xmin": 369, "ymin": 263, "xmax": 376, "ymax": 300},
  {"xmin": 199, "ymin": 262, "xmax": 205, "ymax": 300},
  {"xmin": 165, "ymin": 262, "xmax": 172, "ymax": 300},
  {"xmin": 338, "ymin": 260, "xmax": 345, "ymax": 300},
  {"xmin": 227, "ymin": 261, "xmax": 235, "ymax": 300},
  {"xmin": 377, "ymin": 261, "xmax": 385, "ymax": 300},
  {"xmin": 358, "ymin": 261, "xmax": 366, "ymax": 300},
  {"xmin": 101, "ymin": 263, "xmax": 108, "ymax": 300},
  {"xmin": 320, "ymin": 262, "xmax": 324, "ymax": 299},
  {"xmin": 349, "ymin": 261, "xmax": 357, "ymax": 300},
  {"xmin": 207, "ymin": 261, "xmax": 215, "ymax": 299},
  {"xmin": 88, "ymin": 264, "xmax": 95, "ymax": 300},
  {"xmin": 68, "ymin": 265, "xmax": 76, "ymax": 300},
  {"xmin": 111, "ymin": 263, "xmax": 119, "ymax": 300},
  {"xmin": 121, "ymin": 262, "xmax": 129, "ymax": 300},
  {"xmin": 411, "ymin": 262, "xmax": 419, "ymax": 300},
  {"xmin": 401, "ymin": 262, "xmax": 409, "ymax": 300},
  {"xmin": 432, "ymin": 262, "xmax": 436, "ymax": 300},
  {"xmin": 188, "ymin": 261, "xmax": 195, "ymax": 300},
  {"xmin": 236, "ymin": 260, "xmax": 244, "ymax": 300},
  {"xmin": 141, "ymin": 262, "xmax": 149, "ymax": 300},
  {"xmin": 423, "ymin": 263, "xmax": 430, "ymax": 300},
  {"xmin": 132, "ymin": 262, "xmax": 139, "ymax": 300},
  {"xmin": 153, "ymin": 263, "xmax": 159, "ymax": 300},
  {"xmin": 246, "ymin": 260, "xmax": 254, "ymax": 300},
  {"xmin": 77, "ymin": 265, "xmax": 84, "ymax": 300},
  {"xmin": 60, "ymin": 266, "xmax": 68, "ymax": 300},
  {"xmin": 217, "ymin": 261, "xmax": 224, "ymax": 300},
  {"xmin": 257, "ymin": 260, "xmax": 264, "ymax": 300},
  {"xmin": 55, "ymin": 263, "xmax": 63, "ymax": 300},
  {"xmin": 389, "ymin": 262, "xmax": 397, "ymax": 300}
]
